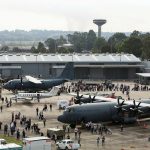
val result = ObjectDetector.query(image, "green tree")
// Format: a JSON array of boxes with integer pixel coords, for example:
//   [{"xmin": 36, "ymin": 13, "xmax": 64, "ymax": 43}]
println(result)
[
  {"xmin": 12, "ymin": 47, "xmax": 20, "ymax": 52},
  {"xmin": 31, "ymin": 46, "xmax": 38, "ymax": 53},
  {"xmin": 86, "ymin": 30, "xmax": 97, "ymax": 51},
  {"xmin": 130, "ymin": 30, "xmax": 141, "ymax": 37},
  {"xmin": 45, "ymin": 38, "xmax": 56, "ymax": 53},
  {"xmin": 0, "ymin": 46, "xmax": 9, "ymax": 51},
  {"xmin": 108, "ymin": 33, "xmax": 127, "ymax": 52},
  {"xmin": 93, "ymin": 37, "xmax": 107, "ymax": 53},
  {"xmin": 120, "ymin": 37, "xmax": 143, "ymax": 57},
  {"xmin": 141, "ymin": 35, "xmax": 150, "ymax": 59},
  {"xmin": 56, "ymin": 36, "xmax": 67, "ymax": 46},
  {"xmin": 37, "ymin": 42, "xmax": 46, "ymax": 53},
  {"xmin": 68, "ymin": 32, "xmax": 87, "ymax": 53}
]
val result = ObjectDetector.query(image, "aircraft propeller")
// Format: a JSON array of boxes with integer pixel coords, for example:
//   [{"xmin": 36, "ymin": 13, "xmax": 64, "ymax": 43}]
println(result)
[
  {"xmin": 74, "ymin": 90, "xmax": 83, "ymax": 104},
  {"xmin": 130, "ymin": 100, "xmax": 143, "ymax": 116},
  {"xmin": 114, "ymin": 97, "xmax": 127, "ymax": 113}
]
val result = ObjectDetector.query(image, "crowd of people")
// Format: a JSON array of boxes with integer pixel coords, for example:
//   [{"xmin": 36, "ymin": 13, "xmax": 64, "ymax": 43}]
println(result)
[
  {"xmin": 0, "ymin": 97, "xmax": 54, "ymax": 140},
  {"xmin": 0, "ymin": 80, "xmax": 150, "ymax": 148}
]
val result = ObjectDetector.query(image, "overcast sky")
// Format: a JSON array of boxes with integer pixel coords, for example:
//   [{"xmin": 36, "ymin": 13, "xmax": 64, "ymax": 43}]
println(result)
[{"xmin": 0, "ymin": 0, "xmax": 150, "ymax": 32}]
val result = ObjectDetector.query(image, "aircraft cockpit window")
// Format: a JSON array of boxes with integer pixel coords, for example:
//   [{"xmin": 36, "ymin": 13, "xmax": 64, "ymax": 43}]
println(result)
[
  {"xmin": 9, "ymin": 82, "xmax": 12, "ymax": 85},
  {"xmin": 65, "ymin": 108, "xmax": 75, "ymax": 112}
]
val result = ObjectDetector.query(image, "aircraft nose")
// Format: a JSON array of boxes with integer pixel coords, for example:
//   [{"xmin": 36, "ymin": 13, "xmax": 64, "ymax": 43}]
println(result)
[
  {"xmin": 2, "ymin": 83, "xmax": 7, "ymax": 89},
  {"xmin": 57, "ymin": 115, "xmax": 66, "ymax": 123}
]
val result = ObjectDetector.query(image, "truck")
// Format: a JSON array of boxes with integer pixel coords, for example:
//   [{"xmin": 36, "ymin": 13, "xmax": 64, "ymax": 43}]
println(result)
[
  {"xmin": 56, "ymin": 139, "xmax": 80, "ymax": 150},
  {"xmin": 23, "ymin": 137, "xmax": 51, "ymax": 150},
  {"xmin": 47, "ymin": 128, "xmax": 65, "ymax": 140}
]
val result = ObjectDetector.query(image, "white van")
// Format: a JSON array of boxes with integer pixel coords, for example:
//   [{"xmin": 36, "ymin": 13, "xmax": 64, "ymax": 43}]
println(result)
[
  {"xmin": 57, "ymin": 100, "xmax": 69, "ymax": 109},
  {"xmin": 23, "ymin": 137, "xmax": 51, "ymax": 150}
]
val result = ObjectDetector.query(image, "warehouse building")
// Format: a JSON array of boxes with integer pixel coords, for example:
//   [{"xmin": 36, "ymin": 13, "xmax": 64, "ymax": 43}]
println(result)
[{"xmin": 0, "ymin": 53, "xmax": 143, "ymax": 80}]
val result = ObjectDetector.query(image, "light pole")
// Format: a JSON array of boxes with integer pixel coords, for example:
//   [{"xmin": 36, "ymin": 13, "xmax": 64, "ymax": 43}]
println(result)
[{"xmin": 35, "ymin": 54, "xmax": 39, "ymax": 76}]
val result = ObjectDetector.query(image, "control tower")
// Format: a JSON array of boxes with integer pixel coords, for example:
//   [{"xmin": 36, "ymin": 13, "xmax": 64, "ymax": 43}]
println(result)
[{"xmin": 93, "ymin": 19, "xmax": 106, "ymax": 38}]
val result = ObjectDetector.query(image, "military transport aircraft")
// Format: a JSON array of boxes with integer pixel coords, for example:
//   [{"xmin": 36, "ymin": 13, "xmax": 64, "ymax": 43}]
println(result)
[
  {"xmin": 71, "ymin": 91, "xmax": 119, "ymax": 104},
  {"xmin": 58, "ymin": 98, "xmax": 150, "ymax": 124},
  {"xmin": 3, "ymin": 62, "xmax": 74, "ymax": 92}
]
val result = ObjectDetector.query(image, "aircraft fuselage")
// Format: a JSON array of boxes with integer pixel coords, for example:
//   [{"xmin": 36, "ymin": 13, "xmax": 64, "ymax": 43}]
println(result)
[
  {"xmin": 3, "ymin": 79, "xmax": 67, "ymax": 91},
  {"xmin": 58, "ymin": 101, "xmax": 150, "ymax": 124}
]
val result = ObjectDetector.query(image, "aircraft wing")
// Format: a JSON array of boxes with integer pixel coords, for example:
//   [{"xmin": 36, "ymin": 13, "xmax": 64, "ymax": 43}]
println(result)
[
  {"xmin": 25, "ymin": 75, "xmax": 42, "ymax": 84},
  {"xmin": 124, "ymin": 100, "xmax": 150, "ymax": 107},
  {"xmin": 70, "ymin": 92, "xmax": 116, "ymax": 101}
]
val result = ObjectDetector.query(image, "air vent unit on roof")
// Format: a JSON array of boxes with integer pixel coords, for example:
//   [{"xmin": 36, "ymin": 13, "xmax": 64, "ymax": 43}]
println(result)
[
  {"xmin": 16, "ymin": 54, "xmax": 20, "ymax": 56},
  {"xmin": 8, "ymin": 54, "xmax": 12, "ymax": 56},
  {"xmin": 51, "ymin": 54, "xmax": 55, "ymax": 56}
]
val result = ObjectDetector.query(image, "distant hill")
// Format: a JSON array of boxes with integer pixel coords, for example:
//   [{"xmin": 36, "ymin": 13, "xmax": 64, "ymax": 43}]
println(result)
[{"xmin": 0, "ymin": 30, "xmax": 131, "ymax": 48}]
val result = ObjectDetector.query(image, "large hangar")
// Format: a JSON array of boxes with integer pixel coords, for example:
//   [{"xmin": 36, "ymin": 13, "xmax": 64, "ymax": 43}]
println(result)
[{"xmin": 0, "ymin": 53, "xmax": 143, "ymax": 80}]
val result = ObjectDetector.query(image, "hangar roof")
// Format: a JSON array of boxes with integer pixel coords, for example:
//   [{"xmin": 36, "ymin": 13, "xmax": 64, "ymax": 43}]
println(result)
[{"xmin": 0, "ymin": 53, "xmax": 141, "ymax": 63}]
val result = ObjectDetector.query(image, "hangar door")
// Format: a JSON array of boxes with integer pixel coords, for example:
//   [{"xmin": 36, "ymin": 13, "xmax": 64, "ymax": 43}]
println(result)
[
  {"xmin": 2, "ymin": 69, "xmax": 11, "ymax": 78},
  {"xmin": 104, "ymin": 68, "xmax": 128, "ymax": 79},
  {"xmin": 75, "ymin": 67, "xmax": 90, "ymax": 79}
]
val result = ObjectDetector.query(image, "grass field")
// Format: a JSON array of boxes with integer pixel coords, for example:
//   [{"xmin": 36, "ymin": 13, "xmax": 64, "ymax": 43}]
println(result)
[{"xmin": 0, "ymin": 134, "xmax": 22, "ymax": 145}]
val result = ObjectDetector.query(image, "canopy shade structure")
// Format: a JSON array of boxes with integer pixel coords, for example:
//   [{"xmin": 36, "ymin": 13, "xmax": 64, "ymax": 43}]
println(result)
[{"xmin": 136, "ymin": 73, "xmax": 150, "ymax": 78}]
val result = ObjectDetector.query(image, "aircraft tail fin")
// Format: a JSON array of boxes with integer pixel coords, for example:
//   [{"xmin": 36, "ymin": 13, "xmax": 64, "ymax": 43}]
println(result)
[{"xmin": 58, "ymin": 62, "xmax": 74, "ymax": 80}]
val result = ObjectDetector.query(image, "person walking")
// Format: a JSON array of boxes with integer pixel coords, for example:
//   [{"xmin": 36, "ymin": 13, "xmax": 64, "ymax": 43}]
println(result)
[
  {"xmin": 0, "ymin": 105, "xmax": 2, "ymax": 112},
  {"xmin": 0, "ymin": 121, "xmax": 2, "ymax": 130},
  {"xmin": 16, "ymin": 129, "xmax": 20, "ymax": 140},
  {"xmin": 36, "ymin": 107, "xmax": 39, "ymax": 116},
  {"xmin": 102, "ymin": 136, "xmax": 105, "ymax": 146},
  {"xmin": 97, "ymin": 137, "xmax": 100, "ymax": 146},
  {"xmin": 43, "ymin": 117, "xmax": 46, "ymax": 127},
  {"xmin": 50, "ymin": 104, "xmax": 52, "ymax": 111},
  {"xmin": 22, "ymin": 129, "xmax": 26, "ymax": 138},
  {"xmin": 120, "ymin": 124, "xmax": 124, "ymax": 132}
]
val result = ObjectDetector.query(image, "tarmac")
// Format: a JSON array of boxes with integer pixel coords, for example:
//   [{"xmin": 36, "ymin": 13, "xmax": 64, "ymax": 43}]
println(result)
[{"xmin": 0, "ymin": 81, "xmax": 150, "ymax": 150}]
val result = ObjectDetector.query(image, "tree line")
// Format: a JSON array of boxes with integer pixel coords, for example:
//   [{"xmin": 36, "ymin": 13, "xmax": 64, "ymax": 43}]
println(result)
[{"xmin": 1, "ymin": 30, "xmax": 150, "ymax": 59}]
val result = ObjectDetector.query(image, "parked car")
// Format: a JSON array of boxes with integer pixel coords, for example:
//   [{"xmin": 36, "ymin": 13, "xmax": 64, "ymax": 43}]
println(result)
[
  {"xmin": 57, "ymin": 100, "xmax": 69, "ymax": 109},
  {"xmin": 56, "ymin": 139, "xmax": 80, "ymax": 150}
]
